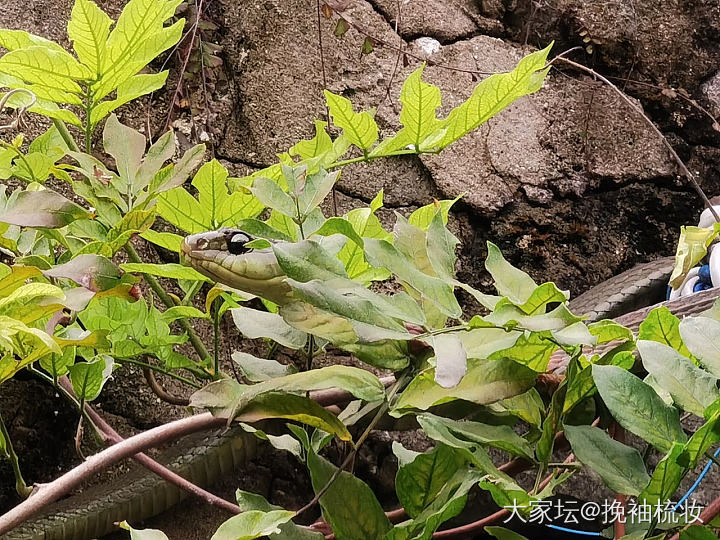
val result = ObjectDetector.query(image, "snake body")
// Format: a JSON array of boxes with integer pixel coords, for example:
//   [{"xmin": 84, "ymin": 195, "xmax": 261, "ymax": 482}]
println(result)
[{"xmin": 3, "ymin": 230, "xmax": 712, "ymax": 539}]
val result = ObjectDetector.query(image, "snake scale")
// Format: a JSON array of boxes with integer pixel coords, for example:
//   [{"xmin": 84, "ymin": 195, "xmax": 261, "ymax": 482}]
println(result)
[{"xmin": 2, "ymin": 231, "xmax": 710, "ymax": 539}]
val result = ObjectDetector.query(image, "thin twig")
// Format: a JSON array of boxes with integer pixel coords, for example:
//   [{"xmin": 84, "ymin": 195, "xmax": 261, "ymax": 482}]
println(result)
[
  {"xmin": 555, "ymin": 56, "xmax": 720, "ymax": 222},
  {"xmin": 164, "ymin": 0, "xmax": 206, "ymax": 132},
  {"xmin": 0, "ymin": 412, "xmax": 227, "ymax": 535},
  {"xmin": 295, "ymin": 374, "xmax": 407, "ymax": 518},
  {"xmin": 143, "ymin": 366, "xmax": 191, "ymax": 406}
]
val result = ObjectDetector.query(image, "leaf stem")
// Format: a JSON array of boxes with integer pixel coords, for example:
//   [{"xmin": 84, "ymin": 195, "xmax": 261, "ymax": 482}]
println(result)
[
  {"xmin": 327, "ymin": 148, "xmax": 418, "ymax": 170},
  {"xmin": 0, "ymin": 411, "xmax": 32, "ymax": 499},
  {"xmin": 213, "ymin": 300, "xmax": 220, "ymax": 378},
  {"xmin": 2, "ymin": 143, "xmax": 38, "ymax": 183},
  {"xmin": 124, "ymin": 242, "xmax": 212, "ymax": 366},
  {"xmin": 52, "ymin": 119, "xmax": 80, "ymax": 152},
  {"xmin": 83, "ymin": 85, "xmax": 94, "ymax": 154}
]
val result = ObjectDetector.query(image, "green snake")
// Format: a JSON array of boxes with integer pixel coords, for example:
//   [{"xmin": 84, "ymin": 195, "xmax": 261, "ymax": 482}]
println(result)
[{"xmin": 4, "ymin": 228, "xmax": 711, "ymax": 539}]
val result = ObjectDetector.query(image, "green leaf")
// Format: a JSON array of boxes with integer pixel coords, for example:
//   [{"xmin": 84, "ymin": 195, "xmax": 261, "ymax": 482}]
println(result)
[
  {"xmin": 306, "ymin": 444, "xmax": 391, "ymax": 539},
  {"xmin": 681, "ymin": 409, "xmax": 720, "ymax": 468},
  {"xmin": 43, "ymin": 254, "xmax": 123, "ymax": 291},
  {"xmin": 408, "ymin": 197, "xmax": 459, "ymax": 230},
  {"xmin": 564, "ymin": 425, "xmax": 649, "ymax": 495},
  {"xmin": 639, "ymin": 307, "xmax": 694, "ymax": 359},
  {"xmin": 393, "ymin": 358, "xmax": 536, "ymax": 415},
  {"xmin": 211, "ymin": 510, "xmax": 294, "ymax": 540},
  {"xmin": 250, "ymin": 176, "xmax": 297, "ymax": 218},
  {"xmin": 118, "ymin": 521, "xmax": 169, "ymax": 540},
  {"xmin": 488, "ymin": 331, "xmax": 556, "ymax": 372},
  {"xmin": 311, "ymin": 217, "xmax": 364, "ymax": 249},
  {"xmin": 588, "ymin": 319, "xmax": 634, "ymax": 344},
  {"xmin": 324, "ymin": 90, "xmax": 378, "ymax": 151},
  {"xmin": 90, "ymin": 72, "xmax": 168, "ymax": 127},
  {"xmin": 638, "ymin": 443, "xmax": 685, "ymax": 506},
  {"xmin": 426, "ymin": 210, "xmax": 458, "ymax": 280},
  {"xmin": 680, "ymin": 526, "xmax": 720, "ymax": 540},
  {"xmin": 337, "ymin": 193, "xmax": 391, "ymax": 281},
  {"xmin": 284, "ymin": 279, "xmax": 411, "ymax": 342},
  {"xmin": 418, "ymin": 413, "xmax": 534, "ymax": 460},
  {"xmin": 296, "ymin": 168, "xmax": 340, "ymax": 216},
  {"xmin": 95, "ymin": 0, "xmax": 183, "ymax": 100},
  {"xmin": 388, "ymin": 469, "xmax": 482, "ymax": 540},
  {"xmin": 638, "ymin": 340, "xmax": 719, "ymax": 416},
  {"xmin": 0, "ymin": 189, "xmax": 90, "ymax": 228},
  {"xmin": 231, "ymin": 352, "xmax": 297, "ymax": 382},
  {"xmin": 234, "ymin": 490, "xmax": 322, "ymax": 539},
  {"xmin": 103, "ymin": 114, "xmax": 146, "ymax": 189},
  {"xmin": 68, "ymin": 0, "xmax": 113, "ymax": 75},
  {"xmin": 0, "ymin": 46, "xmax": 91, "ymax": 97},
  {"xmin": 592, "ymin": 365, "xmax": 686, "ymax": 452},
  {"xmin": 396, "ymin": 443, "xmax": 466, "ymax": 517},
  {"xmin": 120, "ymin": 262, "xmax": 211, "ymax": 282},
  {"xmin": 192, "ymin": 365, "xmax": 385, "ymax": 420},
  {"xmin": 435, "ymin": 44, "xmax": 552, "ymax": 149},
  {"xmin": 669, "ymin": 225, "xmax": 720, "ymax": 289},
  {"xmin": 0, "ymin": 30, "xmax": 66, "ymax": 53},
  {"xmin": 680, "ymin": 316, "xmax": 720, "ymax": 377},
  {"xmin": 68, "ymin": 354, "xmax": 114, "ymax": 401},
  {"xmin": 485, "ymin": 242, "xmax": 537, "ymax": 304},
  {"xmin": 39, "ymin": 347, "xmax": 76, "ymax": 378},
  {"xmin": 273, "ymin": 239, "xmax": 348, "ymax": 282},
  {"xmin": 237, "ymin": 392, "xmax": 351, "ymax": 441},
  {"xmin": 364, "ymin": 238, "xmax": 461, "ymax": 318},
  {"xmin": 289, "ymin": 120, "xmax": 333, "ymax": 160},
  {"xmin": 192, "ymin": 159, "xmax": 232, "ymax": 228},
  {"xmin": 140, "ymin": 229, "xmax": 183, "ymax": 252},
  {"xmin": 230, "ymin": 307, "xmax": 307, "ymax": 349},
  {"xmin": 156, "ymin": 186, "xmax": 210, "ymax": 233},
  {"xmin": 485, "ymin": 527, "xmax": 529, "ymax": 540}
]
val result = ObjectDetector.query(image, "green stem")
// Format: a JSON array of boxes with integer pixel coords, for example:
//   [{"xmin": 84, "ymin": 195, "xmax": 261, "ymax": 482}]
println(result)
[
  {"xmin": 116, "ymin": 357, "xmax": 201, "ymax": 389},
  {"xmin": 83, "ymin": 85, "xmax": 94, "ymax": 154},
  {"xmin": 124, "ymin": 242, "xmax": 212, "ymax": 365},
  {"xmin": 51, "ymin": 119, "xmax": 80, "ymax": 152},
  {"xmin": 2, "ymin": 143, "xmax": 37, "ymax": 183},
  {"xmin": 0, "ymin": 412, "xmax": 32, "ymax": 498},
  {"xmin": 327, "ymin": 148, "xmax": 418, "ymax": 171},
  {"xmin": 181, "ymin": 280, "xmax": 204, "ymax": 306},
  {"xmin": 213, "ymin": 302, "xmax": 220, "ymax": 378}
]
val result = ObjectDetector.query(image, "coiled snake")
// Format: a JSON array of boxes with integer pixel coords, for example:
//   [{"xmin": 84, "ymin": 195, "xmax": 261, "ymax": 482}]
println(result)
[{"xmin": 4, "ymin": 228, "xmax": 715, "ymax": 540}]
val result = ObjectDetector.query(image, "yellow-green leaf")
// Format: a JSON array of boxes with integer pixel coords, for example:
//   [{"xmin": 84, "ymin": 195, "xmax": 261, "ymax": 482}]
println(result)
[
  {"xmin": 68, "ymin": 0, "xmax": 113, "ymax": 75},
  {"xmin": 0, "ymin": 46, "xmax": 91, "ymax": 95},
  {"xmin": 324, "ymin": 90, "xmax": 378, "ymax": 151},
  {"xmin": 436, "ymin": 44, "xmax": 552, "ymax": 149}
]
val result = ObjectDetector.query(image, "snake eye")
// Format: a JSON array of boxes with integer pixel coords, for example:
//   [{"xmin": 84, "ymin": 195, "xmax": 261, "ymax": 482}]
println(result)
[{"xmin": 227, "ymin": 232, "xmax": 252, "ymax": 255}]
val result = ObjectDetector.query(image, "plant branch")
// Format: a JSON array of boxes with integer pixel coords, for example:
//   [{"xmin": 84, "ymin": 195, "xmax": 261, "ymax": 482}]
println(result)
[
  {"xmin": 143, "ymin": 366, "xmax": 191, "ymax": 406},
  {"xmin": 0, "ymin": 412, "xmax": 227, "ymax": 536},
  {"xmin": 117, "ymin": 356, "xmax": 202, "ymax": 388},
  {"xmin": 295, "ymin": 374, "xmax": 408, "ymax": 518},
  {"xmin": 0, "ymin": 412, "xmax": 32, "ymax": 499},
  {"xmin": 164, "ymin": 0, "xmax": 205, "ymax": 131},
  {"xmin": 52, "ymin": 119, "xmax": 80, "ymax": 152},
  {"xmin": 554, "ymin": 56, "xmax": 720, "ymax": 222},
  {"xmin": 124, "ymin": 241, "xmax": 212, "ymax": 364}
]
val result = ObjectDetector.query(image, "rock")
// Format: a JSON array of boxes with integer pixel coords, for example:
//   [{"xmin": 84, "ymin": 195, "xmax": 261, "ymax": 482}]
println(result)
[
  {"xmin": 701, "ymin": 71, "xmax": 720, "ymax": 118},
  {"xmin": 499, "ymin": 0, "xmax": 720, "ymax": 91},
  {"xmin": 369, "ymin": 0, "xmax": 479, "ymax": 43}
]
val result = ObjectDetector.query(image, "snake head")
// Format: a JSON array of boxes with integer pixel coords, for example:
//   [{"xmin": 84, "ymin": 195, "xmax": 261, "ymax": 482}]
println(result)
[
  {"xmin": 181, "ymin": 228, "xmax": 293, "ymax": 305},
  {"xmin": 182, "ymin": 228, "xmax": 254, "ymax": 257}
]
